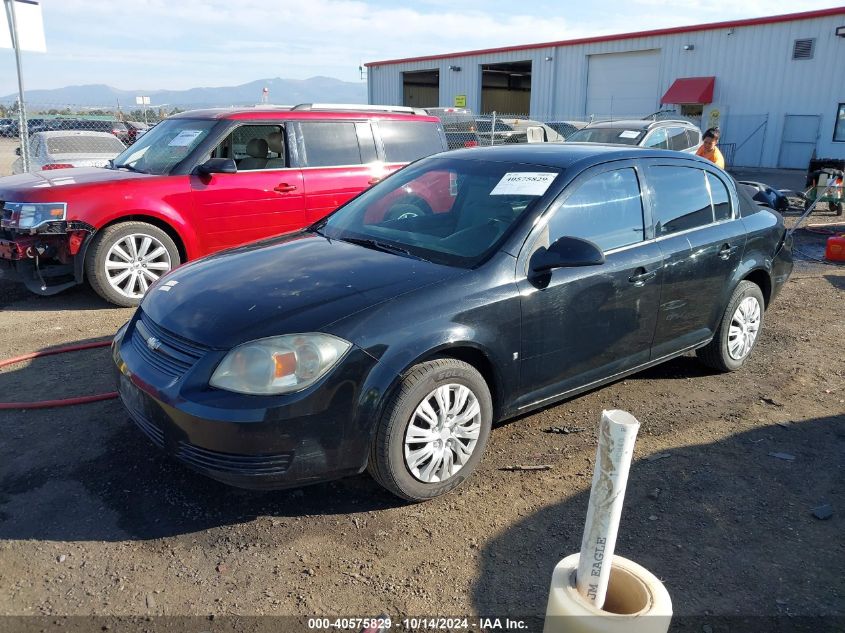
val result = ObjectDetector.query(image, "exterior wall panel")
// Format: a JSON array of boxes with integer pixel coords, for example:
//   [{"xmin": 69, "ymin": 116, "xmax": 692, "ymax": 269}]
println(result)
[{"xmin": 368, "ymin": 13, "xmax": 845, "ymax": 166}]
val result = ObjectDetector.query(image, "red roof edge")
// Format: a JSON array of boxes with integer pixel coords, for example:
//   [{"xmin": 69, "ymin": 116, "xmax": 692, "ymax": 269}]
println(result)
[
  {"xmin": 365, "ymin": 7, "xmax": 845, "ymax": 67},
  {"xmin": 661, "ymin": 76, "xmax": 716, "ymax": 104}
]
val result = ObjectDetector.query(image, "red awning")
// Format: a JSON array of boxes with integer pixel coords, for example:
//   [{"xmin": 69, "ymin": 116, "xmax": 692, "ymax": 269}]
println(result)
[{"xmin": 661, "ymin": 76, "xmax": 715, "ymax": 104}]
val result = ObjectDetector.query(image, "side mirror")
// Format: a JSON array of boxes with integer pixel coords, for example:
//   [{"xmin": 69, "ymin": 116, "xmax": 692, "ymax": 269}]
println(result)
[
  {"xmin": 529, "ymin": 236, "xmax": 605, "ymax": 274},
  {"xmin": 197, "ymin": 158, "xmax": 237, "ymax": 175},
  {"xmin": 15, "ymin": 147, "xmax": 21, "ymax": 156}
]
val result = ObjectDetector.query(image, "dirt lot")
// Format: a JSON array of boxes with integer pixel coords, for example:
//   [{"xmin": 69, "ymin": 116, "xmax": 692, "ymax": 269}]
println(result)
[{"xmin": 0, "ymin": 179, "xmax": 843, "ymax": 632}]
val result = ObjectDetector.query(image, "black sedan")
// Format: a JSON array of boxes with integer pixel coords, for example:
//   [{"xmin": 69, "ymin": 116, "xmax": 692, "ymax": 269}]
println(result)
[{"xmin": 113, "ymin": 144, "xmax": 793, "ymax": 501}]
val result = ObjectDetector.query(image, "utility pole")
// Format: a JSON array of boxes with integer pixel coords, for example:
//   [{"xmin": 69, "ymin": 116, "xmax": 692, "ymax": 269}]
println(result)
[{"xmin": 4, "ymin": 0, "xmax": 30, "ymax": 172}]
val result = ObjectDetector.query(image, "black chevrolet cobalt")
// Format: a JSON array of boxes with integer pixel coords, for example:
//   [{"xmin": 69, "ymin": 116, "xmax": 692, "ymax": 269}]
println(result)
[{"xmin": 113, "ymin": 145, "xmax": 793, "ymax": 501}]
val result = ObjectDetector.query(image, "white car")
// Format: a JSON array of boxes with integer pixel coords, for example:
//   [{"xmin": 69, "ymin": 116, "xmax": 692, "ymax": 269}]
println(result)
[
  {"xmin": 564, "ymin": 119, "xmax": 703, "ymax": 154},
  {"xmin": 12, "ymin": 130, "xmax": 127, "ymax": 174}
]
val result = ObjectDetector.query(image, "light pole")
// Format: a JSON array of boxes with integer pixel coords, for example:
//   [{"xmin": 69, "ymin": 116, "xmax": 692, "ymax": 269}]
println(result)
[{"xmin": 4, "ymin": 0, "xmax": 30, "ymax": 172}]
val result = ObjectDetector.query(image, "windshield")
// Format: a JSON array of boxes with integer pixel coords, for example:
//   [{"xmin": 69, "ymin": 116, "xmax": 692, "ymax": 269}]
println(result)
[
  {"xmin": 566, "ymin": 127, "xmax": 645, "ymax": 145},
  {"xmin": 319, "ymin": 157, "xmax": 560, "ymax": 268},
  {"xmin": 111, "ymin": 118, "xmax": 217, "ymax": 175},
  {"xmin": 47, "ymin": 136, "xmax": 126, "ymax": 154}
]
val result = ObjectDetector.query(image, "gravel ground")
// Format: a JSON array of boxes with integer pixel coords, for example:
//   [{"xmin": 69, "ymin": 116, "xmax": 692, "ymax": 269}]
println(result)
[{"xmin": 0, "ymin": 175, "xmax": 843, "ymax": 632}]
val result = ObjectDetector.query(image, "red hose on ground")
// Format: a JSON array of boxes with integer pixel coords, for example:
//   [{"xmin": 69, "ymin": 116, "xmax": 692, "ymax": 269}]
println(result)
[{"xmin": 0, "ymin": 340, "xmax": 119, "ymax": 410}]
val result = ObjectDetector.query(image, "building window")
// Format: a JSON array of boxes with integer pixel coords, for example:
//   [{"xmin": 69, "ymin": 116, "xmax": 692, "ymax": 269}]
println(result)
[
  {"xmin": 792, "ymin": 38, "xmax": 815, "ymax": 60},
  {"xmin": 834, "ymin": 104, "xmax": 845, "ymax": 143}
]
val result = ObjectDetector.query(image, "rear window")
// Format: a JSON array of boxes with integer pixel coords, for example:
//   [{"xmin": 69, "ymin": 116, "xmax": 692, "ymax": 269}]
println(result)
[
  {"xmin": 47, "ymin": 136, "xmax": 126, "ymax": 154},
  {"xmin": 566, "ymin": 127, "xmax": 645, "ymax": 145},
  {"xmin": 379, "ymin": 120, "xmax": 444, "ymax": 163}
]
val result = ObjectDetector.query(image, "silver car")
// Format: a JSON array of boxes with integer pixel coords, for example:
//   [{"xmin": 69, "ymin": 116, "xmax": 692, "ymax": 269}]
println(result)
[
  {"xmin": 12, "ymin": 131, "xmax": 127, "ymax": 174},
  {"xmin": 565, "ymin": 119, "xmax": 703, "ymax": 154}
]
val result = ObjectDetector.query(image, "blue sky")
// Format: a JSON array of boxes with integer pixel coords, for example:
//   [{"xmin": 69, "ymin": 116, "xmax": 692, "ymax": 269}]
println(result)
[{"xmin": 1, "ymin": 0, "xmax": 840, "ymax": 96}]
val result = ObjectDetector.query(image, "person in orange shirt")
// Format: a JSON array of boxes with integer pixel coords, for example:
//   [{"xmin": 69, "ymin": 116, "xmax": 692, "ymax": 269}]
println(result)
[{"xmin": 696, "ymin": 127, "xmax": 725, "ymax": 169}]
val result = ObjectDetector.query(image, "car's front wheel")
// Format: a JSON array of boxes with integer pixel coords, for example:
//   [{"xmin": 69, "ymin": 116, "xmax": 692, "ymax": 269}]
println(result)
[
  {"xmin": 85, "ymin": 221, "xmax": 180, "ymax": 307},
  {"xmin": 696, "ymin": 280, "xmax": 765, "ymax": 372},
  {"xmin": 368, "ymin": 359, "xmax": 493, "ymax": 501}
]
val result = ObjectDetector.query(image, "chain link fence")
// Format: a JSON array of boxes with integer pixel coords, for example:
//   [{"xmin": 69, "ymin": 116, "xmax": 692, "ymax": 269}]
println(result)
[
  {"xmin": 0, "ymin": 103, "xmax": 756, "ymax": 176},
  {"xmin": 0, "ymin": 104, "xmax": 174, "ymax": 175},
  {"xmin": 426, "ymin": 108, "xmax": 706, "ymax": 151}
]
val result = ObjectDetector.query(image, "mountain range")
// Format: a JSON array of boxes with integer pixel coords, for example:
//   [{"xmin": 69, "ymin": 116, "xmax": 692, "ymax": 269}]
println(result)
[{"xmin": 0, "ymin": 76, "xmax": 367, "ymax": 109}]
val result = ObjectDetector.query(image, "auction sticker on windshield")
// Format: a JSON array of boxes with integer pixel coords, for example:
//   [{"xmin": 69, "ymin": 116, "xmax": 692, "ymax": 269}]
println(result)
[
  {"xmin": 168, "ymin": 130, "xmax": 204, "ymax": 147},
  {"xmin": 618, "ymin": 130, "xmax": 640, "ymax": 139},
  {"xmin": 490, "ymin": 172, "xmax": 557, "ymax": 196}
]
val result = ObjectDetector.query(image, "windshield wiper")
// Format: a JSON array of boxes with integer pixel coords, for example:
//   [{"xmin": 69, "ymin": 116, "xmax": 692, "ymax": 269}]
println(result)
[
  {"xmin": 341, "ymin": 237, "xmax": 426, "ymax": 260},
  {"xmin": 112, "ymin": 163, "xmax": 147, "ymax": 174}
]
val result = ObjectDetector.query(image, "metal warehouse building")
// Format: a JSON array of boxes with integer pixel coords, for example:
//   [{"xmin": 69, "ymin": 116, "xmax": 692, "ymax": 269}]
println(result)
[{"xmin": 366, "ymin": 7, "xmax": 845, "ymax": 169}]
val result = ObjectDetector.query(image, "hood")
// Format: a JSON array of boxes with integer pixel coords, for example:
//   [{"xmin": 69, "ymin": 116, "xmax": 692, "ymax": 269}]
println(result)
[
  {"xmin": 141, "ymin": 232, "xmax": 464, "ymax": 349},
  {"xmin": 0, "ymin": 167, "xmax": 152, "ymax": 199}
]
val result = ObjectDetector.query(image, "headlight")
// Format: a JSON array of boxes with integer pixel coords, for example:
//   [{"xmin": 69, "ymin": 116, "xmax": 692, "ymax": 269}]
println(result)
[
  {"xmin": 210, "ymin": 333, "xmax": 351, "ymax": 395},
  {"xmin": 1, "ymin": 202, "xmax": 67, "ymax": 230}
]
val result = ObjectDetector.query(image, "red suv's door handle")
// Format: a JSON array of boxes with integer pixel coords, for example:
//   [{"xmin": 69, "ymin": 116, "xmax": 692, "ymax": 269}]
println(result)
[
  {"xmin": 274, "ymin": 183, "xmax": 298, "ymax": 193},
  {"xmin": 368, "ymin": 177, "xmax": 381, "ymax": 185}
]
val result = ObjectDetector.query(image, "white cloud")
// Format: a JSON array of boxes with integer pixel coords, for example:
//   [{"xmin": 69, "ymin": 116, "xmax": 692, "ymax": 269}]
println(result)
[{"xmin": 5, "ymin": 0, "xmax": 840, "ymax": 93}]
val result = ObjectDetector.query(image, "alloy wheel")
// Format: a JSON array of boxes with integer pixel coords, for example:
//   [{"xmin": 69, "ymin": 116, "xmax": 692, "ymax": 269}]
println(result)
[{"xmin": 104, "ymin": 233, "xmax": 172, "ymax": 299}]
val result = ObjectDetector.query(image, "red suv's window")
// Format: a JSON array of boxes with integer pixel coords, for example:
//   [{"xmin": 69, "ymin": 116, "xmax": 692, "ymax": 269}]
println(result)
[
  {"xmin": 299, "ymin": 122, "xmax": 362, "ymax": 167},
  {"xmin": 209, "ymin": 124, "xmax": 287, "ymax": 170},
  {"xmin": 378, "ymin": 121, "xmax": 445, "ymax": 163}
]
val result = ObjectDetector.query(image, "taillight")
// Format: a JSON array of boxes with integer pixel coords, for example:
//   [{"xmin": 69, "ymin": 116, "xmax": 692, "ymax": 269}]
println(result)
[
  {"xmin": 464, "ymin": 141, "xmax": 478, "ymax": 148},
  {"xmin": 41, "ymin": 164, "xmax": 73, "ymax": 170},
  {"xmin": 112, "ymin": 129, "xmax": 121, "ymax": 135}
]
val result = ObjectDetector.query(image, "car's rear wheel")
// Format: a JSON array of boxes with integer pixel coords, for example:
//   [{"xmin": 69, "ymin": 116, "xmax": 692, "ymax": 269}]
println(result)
[
  {"xmin": 368, "ymin": 359, "xmax": 492, "ymax": 501},
  {"xmin": 86, "ymin": 221, "xmax": 180, "ymax": 307},
  {"xmin": 696, "ymin": 280, "xmax": 765, "ymax": 372}
]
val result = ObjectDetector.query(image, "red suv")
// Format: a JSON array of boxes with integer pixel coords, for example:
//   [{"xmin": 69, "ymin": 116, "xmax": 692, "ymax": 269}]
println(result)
[{"xmin": 0, "ymin": 105, "xmax": 446, "ymax": 305}]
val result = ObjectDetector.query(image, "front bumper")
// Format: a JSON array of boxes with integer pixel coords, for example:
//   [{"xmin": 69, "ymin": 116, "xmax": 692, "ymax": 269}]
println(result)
[
  {"xmin": 0, "ymin": 226, "xmax": 92, "ymax": 295},
  {"xmin": 113, "ymin": 314, "xmax": 382, "ymax": 490}
]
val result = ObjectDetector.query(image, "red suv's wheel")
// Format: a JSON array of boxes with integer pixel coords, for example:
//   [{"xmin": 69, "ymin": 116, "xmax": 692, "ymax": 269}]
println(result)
[{"xmin": 85, "ymin": 222, "xmax": 180, "ymax": 307}]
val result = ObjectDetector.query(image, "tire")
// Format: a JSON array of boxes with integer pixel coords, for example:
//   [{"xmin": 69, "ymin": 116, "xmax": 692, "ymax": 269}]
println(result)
[
  {"xmin": 696, "ymin": 280, "xmax": 765, "ymax": 372},
  {"xmin": 85, "ymin": 221, "xmax": 181, "ymax": 307},
  {"xmin": 368, "ymin": 359, "xmax": 493, "ymax": 501}
]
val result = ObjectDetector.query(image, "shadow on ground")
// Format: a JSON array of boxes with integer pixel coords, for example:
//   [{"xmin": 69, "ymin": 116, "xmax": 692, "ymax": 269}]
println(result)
[{"xmin": 471, "ymin": 415, "xmax": 845, "ymax": 628}]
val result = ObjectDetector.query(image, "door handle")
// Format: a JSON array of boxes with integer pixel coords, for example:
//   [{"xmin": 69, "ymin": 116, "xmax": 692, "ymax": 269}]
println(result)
[
  {"xmin": 628, "ymin": 268, "xmax": 657, "ymax": 286},
  {"xmin": 368, "ymin": 177, "xmax": 381, "ymax": 185},
  {"xmin": 718, "ymin": 244, "xmax": 738, "ymax": 260},
  {"xmin": 274, "ymin": 183, "xmax": 298, "ymax": 193}
]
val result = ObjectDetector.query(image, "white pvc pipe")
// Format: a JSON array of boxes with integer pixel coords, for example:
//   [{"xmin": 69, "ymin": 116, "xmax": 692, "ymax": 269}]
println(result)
[
  {"xmin": 575, "ymin": 409, "xmax": 641, "ymax": 609},
  {"xmin": 544, "ymin": 554, "xmax": 672, "ymax": 633}
]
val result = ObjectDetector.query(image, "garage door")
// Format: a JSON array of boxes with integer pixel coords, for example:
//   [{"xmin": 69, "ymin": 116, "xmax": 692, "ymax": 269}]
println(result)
[{"xmin": 586, "ymin": 50, "xmax": 661, "ymax": 118}]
